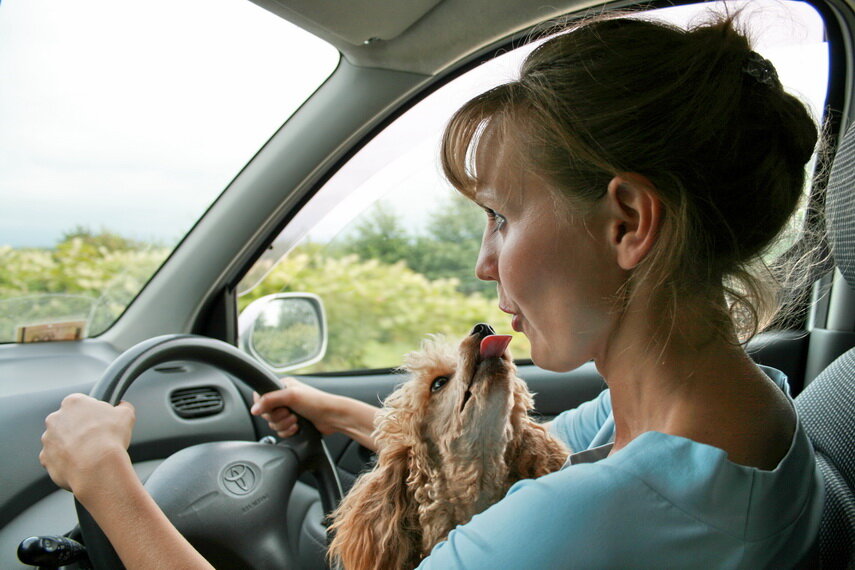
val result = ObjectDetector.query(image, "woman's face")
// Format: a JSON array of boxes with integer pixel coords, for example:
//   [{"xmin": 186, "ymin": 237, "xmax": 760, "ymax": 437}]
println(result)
[{"xmin": 473, "ymin": 133, "xmax": 626, "ymax": 372}]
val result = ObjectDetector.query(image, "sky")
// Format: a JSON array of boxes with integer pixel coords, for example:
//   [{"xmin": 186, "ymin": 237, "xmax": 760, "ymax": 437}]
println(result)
[
  {"xmin": 0, "ymin": 0, "xmax": 338, "ymax": 248},
  {"xmin": 0, "ymin": 0, "xmax": 829, "ymax": 252},
  {"xmin": 292, "ymin": 0, "xmax": 829, "ymax": 248}
]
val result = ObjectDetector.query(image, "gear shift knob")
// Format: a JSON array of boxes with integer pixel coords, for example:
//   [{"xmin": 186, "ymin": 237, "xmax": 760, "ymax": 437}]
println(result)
[{"xmin": 17, "ymin": 535, "xmax": 88, "ymax": 567}]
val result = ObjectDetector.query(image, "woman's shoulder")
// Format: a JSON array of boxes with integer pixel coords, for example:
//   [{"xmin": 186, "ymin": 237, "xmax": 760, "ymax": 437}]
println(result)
[
  {"xmin": 419, "ymin": 418, "xmax": 822, "ymax": 569},
  {"xmin": 548, "ymin": 387, "xmax": 613, "ymax": 451},
  {"xmin": 758, "ymin": 364, "xmax": 791, "ymax": 393},
  {"xmin": 529, "ymin": 404, "xmax": 819, "ymax": 540},
  {"xmin": 599, "ymin": 416, "xmax": 821, "ymax": 535}
]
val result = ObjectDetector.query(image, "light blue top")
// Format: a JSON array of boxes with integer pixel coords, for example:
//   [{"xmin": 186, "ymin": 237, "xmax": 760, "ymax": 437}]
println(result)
[{"xmin": 417, "ymin": 367, "xmax": 824, "ymax": 569}]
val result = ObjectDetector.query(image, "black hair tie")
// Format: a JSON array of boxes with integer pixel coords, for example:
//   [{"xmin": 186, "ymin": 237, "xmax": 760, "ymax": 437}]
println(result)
[{"xmin": 743, "ymin": 51, "xmax": 780, "ymax": 87}]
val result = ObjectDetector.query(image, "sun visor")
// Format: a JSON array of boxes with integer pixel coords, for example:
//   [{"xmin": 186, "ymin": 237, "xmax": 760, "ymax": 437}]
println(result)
[{"xmin": 249, "ymin": 0, "xmax": 443, "ymax": 46}]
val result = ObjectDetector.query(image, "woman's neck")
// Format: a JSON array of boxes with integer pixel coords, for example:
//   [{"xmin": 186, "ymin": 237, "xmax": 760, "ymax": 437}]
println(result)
[{"xmin": 595, "ymin": 298, "xmax": 794, "ymax": 468}]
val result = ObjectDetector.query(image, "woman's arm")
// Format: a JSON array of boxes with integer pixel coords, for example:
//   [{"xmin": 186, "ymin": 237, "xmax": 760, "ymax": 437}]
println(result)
[
  {"xmin": 76, "ymin": 453, "xmax": 213, "ymax": 569},
  {"xmin": 251, "ymin": 378, "xmax": 382, "ymax": 451},
  {"xmin": 40, "ymin": 394, "xmax": 212, "ymax": 569}
]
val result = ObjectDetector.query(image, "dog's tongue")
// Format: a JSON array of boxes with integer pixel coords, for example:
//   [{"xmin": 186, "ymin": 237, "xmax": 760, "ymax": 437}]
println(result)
[{"xmin": 479, "ymin": 335, "xmax": 512, "ymax": 359}]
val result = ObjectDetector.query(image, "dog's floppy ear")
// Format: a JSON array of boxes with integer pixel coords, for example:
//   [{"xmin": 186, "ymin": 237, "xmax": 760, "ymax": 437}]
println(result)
[
  {"xmin": 506, "ymin": 380, "xmax": 569, "ymax": 479},
  {"xmin": 508, "ymin": 419, "xmax": 569, "ymax": 479},
  {"xmin": 328, "ymin": 445, "xmax": 421, "ymax": 570}
]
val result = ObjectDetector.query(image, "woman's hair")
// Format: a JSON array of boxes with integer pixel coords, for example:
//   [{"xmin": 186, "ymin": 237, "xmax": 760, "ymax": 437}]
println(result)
[{"xmin": 441, "ymin": 12, "xmax": 820, "ymax": 343}]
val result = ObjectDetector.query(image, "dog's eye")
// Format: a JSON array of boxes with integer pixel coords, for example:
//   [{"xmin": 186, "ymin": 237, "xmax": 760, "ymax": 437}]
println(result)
[{"xmin": 430, "ymin": 376, "xmax": 449, "ymax": 393}]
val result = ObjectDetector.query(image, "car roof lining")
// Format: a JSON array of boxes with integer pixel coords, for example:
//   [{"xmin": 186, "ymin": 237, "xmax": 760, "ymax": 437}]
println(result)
[{"xmin": 248, "ymin": 0, "xmax": 602, "ymax": 75}]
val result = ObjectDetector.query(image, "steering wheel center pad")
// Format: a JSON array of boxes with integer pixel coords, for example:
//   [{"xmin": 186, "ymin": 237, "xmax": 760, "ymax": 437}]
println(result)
[{"xmin": 145, "ymin": 440, "xmax": 301, "ymax": 567}]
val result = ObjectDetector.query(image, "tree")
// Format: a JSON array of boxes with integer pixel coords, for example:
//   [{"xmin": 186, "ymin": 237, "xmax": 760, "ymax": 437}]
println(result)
[
  {"xmin": 335, "ymin": 203, "xmax": 412, "ymax": 265},
  {"xmin": 407, "ymin": 194, "xmax": 492, "ymax": 295},
  {"xmin": 60, "ymin": 226, "xmax": 145, "ymax": 251}
]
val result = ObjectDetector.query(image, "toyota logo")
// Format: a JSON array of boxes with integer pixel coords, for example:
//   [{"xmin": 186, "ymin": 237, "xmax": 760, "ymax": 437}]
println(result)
[{"xmin": 221, "ymin": 462, "xmax": 258, "ymax": 495}]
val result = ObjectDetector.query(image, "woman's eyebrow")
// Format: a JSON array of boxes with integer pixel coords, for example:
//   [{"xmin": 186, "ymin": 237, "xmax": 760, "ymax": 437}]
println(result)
[
  {"xmin": 474, "ymin": 199, "xmax": 500, "ymax": 213},
  {"xmin": 472, "ymin": 185, "xmax": 497, "ymax": 208}
]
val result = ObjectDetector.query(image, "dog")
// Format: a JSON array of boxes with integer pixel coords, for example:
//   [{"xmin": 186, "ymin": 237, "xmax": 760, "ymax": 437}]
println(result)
[{"xmin": 327, "ymin": 323, "xmax": 569, "ymax": 570}]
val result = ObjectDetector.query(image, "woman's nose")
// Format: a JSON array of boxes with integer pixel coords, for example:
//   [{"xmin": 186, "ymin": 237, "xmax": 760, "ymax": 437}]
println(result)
[{"xmin": 475, "ymin": 235, "xmax": 498, "ymax": 282}]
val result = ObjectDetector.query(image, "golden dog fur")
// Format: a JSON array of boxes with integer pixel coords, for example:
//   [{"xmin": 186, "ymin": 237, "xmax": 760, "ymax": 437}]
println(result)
[{"xmin": 328, "ymin": 331, "xmax": 569, "ymax": 569}]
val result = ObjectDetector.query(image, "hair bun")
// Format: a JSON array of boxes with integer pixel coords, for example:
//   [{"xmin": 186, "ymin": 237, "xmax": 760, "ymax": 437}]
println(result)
[{"xmin": 743, "ymin": 51, "xmax": 781, "ymax": 87}]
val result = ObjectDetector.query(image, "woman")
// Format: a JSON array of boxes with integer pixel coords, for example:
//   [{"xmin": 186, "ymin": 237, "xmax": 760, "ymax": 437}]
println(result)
[{"xmin": 41, "ymin": 13, "xmax": 823, "ymax": 568}]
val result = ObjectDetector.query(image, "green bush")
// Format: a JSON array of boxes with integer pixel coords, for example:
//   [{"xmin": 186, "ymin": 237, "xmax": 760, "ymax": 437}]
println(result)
[{"xmin": 0, "ymin": 233, "xmax": 168, "ymax": 341}]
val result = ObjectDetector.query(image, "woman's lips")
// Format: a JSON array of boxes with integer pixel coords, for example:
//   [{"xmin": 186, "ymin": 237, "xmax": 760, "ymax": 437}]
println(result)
[{"xmin": 499, "ymin": 304, "xmax": 523, "ymax": 332}]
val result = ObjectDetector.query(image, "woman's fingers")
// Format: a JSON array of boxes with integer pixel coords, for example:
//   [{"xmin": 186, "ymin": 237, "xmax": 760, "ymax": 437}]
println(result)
[
  {"xmin": 265, "ymin": 407, "xmax": 293, "ymax": 423},
  {"xmin": 264, "ymin": 406, "xmax": 299, "ymax": 437},
  {"xmin": 250, "ymin": 389, "xmax": 294, "ymax": 416},
  {"xmin": 275, "ymin": 423, "xmax": 300, "ymax": 439},
  {"xmin": 40, "ymin": 393, "xmax": 137, "ymax": 493},
  {"xmin": 249, "ymin": 377, "xmax": 339, "ymax": 437},
  {"xmin": 249, "ymin": 387, "xmax": 300, "ymax": 438}
]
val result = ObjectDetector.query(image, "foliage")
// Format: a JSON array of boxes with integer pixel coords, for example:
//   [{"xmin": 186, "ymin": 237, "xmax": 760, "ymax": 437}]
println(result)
[
  {"xmin": 0, "ymin": 232, "xmax": 168, "ymax": 342},
  {"xmin": 405, "ymin": 194, "xmax": 490, "ymax": 295},
  {"xmin": 333, "ymin": 203, "xmax": 413, "ymax": 266},
  {"xmin": 60, "ymin": 226, "xmax": 149, "ymax": 251},
  {"xmin": 250, "ymin": 298, "xmax": 324, "ymax": 368},
  {"xmin": 333, "ymin": 194, "xmax": 493, "ymax": 296},
  {"xmin": 238, "ymin": 250, "xmax": 528, "ymax": 372}
]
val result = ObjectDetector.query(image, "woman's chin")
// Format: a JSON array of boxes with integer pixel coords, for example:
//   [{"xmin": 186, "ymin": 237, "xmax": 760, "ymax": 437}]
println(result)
[{"xmin": 530, "ymin": 342, "xmax": 588, "ymax": 373}]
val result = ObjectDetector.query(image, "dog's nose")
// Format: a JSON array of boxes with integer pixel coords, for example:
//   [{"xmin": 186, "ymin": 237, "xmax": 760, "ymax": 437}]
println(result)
[{"xmin": 470, "ymin": 323, "xmax": 495, "ymax": 338}]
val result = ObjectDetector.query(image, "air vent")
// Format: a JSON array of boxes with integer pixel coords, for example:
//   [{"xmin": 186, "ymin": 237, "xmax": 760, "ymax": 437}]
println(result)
[
  {"xmin": 155, "ymin": 365, "xmax": 188, "ymax": 374},
  {"xmin": 170, "ymin": 386, "xmax": 224, "ymax": 419}
]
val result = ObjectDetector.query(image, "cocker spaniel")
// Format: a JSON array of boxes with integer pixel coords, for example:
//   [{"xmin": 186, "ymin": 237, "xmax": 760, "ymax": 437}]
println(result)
[{"xmin": 328, "ymin": 323, "xmax": 569, "ymax": 569}]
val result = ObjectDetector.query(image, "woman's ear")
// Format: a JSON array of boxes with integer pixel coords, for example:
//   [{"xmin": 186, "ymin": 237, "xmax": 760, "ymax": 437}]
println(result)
[{"xmin": 604, "ymin": 173, "xmax": 662, "ymax": 270}]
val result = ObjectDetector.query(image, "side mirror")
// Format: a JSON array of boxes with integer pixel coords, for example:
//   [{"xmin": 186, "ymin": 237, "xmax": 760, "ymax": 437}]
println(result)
[{"xmin": 238, "ymin": 293, "xmax": 327, "ymax": 373}]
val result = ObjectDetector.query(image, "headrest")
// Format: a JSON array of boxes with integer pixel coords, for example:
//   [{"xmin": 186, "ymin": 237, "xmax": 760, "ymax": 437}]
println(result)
[{"xmin": 826, "ymin": 124, "xmax": 855, "ymax": 289}]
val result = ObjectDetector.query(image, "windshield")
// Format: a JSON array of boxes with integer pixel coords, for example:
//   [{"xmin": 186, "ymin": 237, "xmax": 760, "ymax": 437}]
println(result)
[{"xmin": 0, "ymin": 0, "xmax": 339, "ymax": 343}]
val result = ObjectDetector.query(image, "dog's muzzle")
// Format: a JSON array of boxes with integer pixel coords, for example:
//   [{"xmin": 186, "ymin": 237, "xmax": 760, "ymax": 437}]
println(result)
[{"xmin": 470, "ymin": 323, "xmax": 496, "ymax": 339}]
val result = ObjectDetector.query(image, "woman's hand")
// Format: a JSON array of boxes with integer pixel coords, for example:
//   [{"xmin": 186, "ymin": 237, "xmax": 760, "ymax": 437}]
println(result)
[
  {"xmin": 42, "ymin": 394, "xmax": 213, "ymax": 569},
  {"xmin": 39, "ymin": 393, "xmax": 136, "ymax": 497},
  {"xmin": 251, "ymin": 377, "xmax": 340, "ymax": 438}
]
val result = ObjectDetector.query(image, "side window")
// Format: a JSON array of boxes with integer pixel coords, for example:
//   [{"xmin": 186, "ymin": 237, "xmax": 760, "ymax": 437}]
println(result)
[
  {"xmin": 238, "ymin": 47, "xmax": 534, "ymax": 373},
  {"xmin": 239, "ymin": 0, "xmax": 829, "ymax": 373}
]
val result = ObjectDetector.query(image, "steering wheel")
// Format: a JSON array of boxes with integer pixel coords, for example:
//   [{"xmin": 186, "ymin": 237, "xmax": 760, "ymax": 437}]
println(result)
[{"xmin": 73, "ymin": 334, "xmax": 343, "ymax": 569}]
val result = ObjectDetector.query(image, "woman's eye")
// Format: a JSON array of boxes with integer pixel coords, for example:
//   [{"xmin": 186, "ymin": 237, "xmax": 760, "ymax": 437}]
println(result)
[
  {"xmin": 485, "ymin": 208, "xmax": 507, "ymax": 233},
  {"xmin": 430, "ymin": 376, "xmax": 449, "ymax": 393}
]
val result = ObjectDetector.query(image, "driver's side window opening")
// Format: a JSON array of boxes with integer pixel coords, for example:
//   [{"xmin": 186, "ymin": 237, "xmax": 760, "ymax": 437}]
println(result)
[{"xmin": 239, "ymin": 0, "xmax": 829, "ymax": 374}]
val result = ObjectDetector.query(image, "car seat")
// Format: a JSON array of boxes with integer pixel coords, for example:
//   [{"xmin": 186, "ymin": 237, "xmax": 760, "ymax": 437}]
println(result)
[{"xmin": 794, "ymin": 122, "xmax": 855, "ymax": 568}]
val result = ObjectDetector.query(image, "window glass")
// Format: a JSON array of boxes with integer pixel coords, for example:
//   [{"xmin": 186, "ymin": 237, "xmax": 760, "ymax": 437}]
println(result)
[
  {"xmin": 0, "ymin": 0, "xmax": 338, "ymax": 343},
  {"xmin": 239, "ymin": 0, "xmax": 828, "ymax": 373}
]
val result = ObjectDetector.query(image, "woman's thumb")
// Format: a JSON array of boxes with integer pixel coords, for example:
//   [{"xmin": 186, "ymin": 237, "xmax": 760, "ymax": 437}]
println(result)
[{"xmin": 250, "ymin": 390, "xmax": 292, "ymax": 415}]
